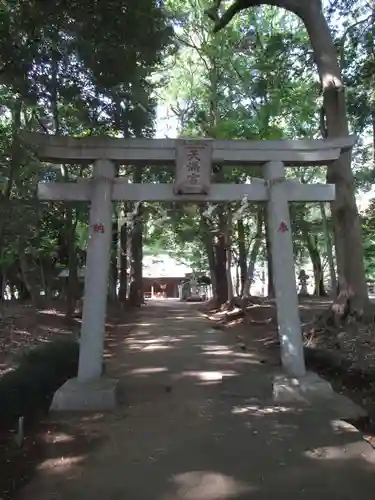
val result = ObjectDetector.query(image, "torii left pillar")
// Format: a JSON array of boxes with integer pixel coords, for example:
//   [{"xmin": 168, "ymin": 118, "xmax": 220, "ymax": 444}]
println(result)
[{"xmin": 51, "ymin": 159, "xmax": 119, "ymax": 411}]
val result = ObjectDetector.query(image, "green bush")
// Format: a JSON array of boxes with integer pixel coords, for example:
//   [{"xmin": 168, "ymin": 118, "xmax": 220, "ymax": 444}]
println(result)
[{"xmin": 0, "ymin": 339, "xmax": 79, "ymax": 430}]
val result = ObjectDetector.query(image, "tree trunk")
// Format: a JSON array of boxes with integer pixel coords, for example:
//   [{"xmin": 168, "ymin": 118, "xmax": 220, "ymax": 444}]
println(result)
[
  {"xmin": 0, "ymin": 97, "xmax": 21, "ymax": 257},
  {"xmin": 242, "ymin": 238, "xmax": 262, "ymax": 297},
  {"xmin": 237, "ymin": 219, "xmax": 247, "ymax": 294},
  {"xmin": 235, "ymin": 263, "xmax": 240, "ymax": 296},
  {"xmin": 214, "ymin": 231, "xmax": 228, "ymax": 305},
  {"xmin": 203, "ymin": 230, "xmax": 217, "ymax": 298},
  {"xmin": 299, "ymin": 1, "xmax": 368, "ymax": 312},
  {"xmin": 210, "ymin": 166, "xmax": 228, "ymax": 305},
  {"xmin": 65, "ymin": 208, "xmax": 79, "ymax": 320},
  {"xmin": 0, "ymin": 270, "xmax": 6, "ymax": 316},
  {"xmin": 242, "ymin": 206, "xmax": 263, "ymax": 297},
  {"xmin": 205, "ymin": 46, "xmax": 225, "ymax": 304},
  {"xmin": 207, "ymin": 245, "xmax": 217, "ymax": 298},
  {"xmin": 118, "ymin": 217, "xmax": 128, "ymax": 302},
  {"xmin": 15, "ymin": 272, "xmax": 30, "ymax": 301},
  {"xmin": 109, "ymin": 164, "xmax": 120, "ymax": 301},
  {"xmin": 18, "ymin": 245, "xmax": 42, "ymax": 309},
  {"xmin": 213, "ymin": 203, "xmax": 228, "ymax": 305},
  {"xmin": 200, "ymin": 205, "xmax": 217, "ymax": 297},
  {"xmin": 313, "ymin": 256, "xmax": 326, "ymax": 296},
  {"xmin": 0, "ymin": 270, "xmax": 5, "ymax": 303},
  {"xmin": 300, "ymin": 222, "xmax": 326, "ymax": 296},
  {"xmin": 109, "ymin": 204, "xmax": 119, "ymax": 301},
  {"xmin": 225, "ymin": 211, "xmax": 234, "ymax": 302},
  {"xmin": 128, "ymin": 205, "xmax": 143, "ymax": 307},
  {"xmin": 128, "ymin": 167, "xmax": 143, "ymax": 307},
  {"xmin": 39, "ymin": 259, "xmax": 49, "ymax": 300},
  {"xmin": 320, "ymin": 202, "xmax": 336, "ymax": 295}
]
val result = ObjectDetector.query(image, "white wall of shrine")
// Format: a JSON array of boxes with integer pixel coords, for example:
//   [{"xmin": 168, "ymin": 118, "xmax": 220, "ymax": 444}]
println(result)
[
  {"xmin": 141, "ymin": 253, "xmax": 265, "ymax": 296},
  {"xmin": 143, "ymin": 254, "xmax": 192, "ymax": 278}
]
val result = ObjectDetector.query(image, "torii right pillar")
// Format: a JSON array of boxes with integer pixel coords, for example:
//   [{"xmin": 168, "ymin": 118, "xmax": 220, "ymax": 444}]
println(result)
[
  {"xmin": 264, "ymin": 161, "xmax": 305, "ymax": 378},
  {"xmin": 264, "ymin": 161, "xmax": 333, "ymax": 402}
]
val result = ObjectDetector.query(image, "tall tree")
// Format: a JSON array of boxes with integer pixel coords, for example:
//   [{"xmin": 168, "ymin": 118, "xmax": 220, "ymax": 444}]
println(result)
[
  {"xmin": 205, "ymin": 0, "xmax": 370, "ymax": 316},
  {"xmin": 0, "ymin": 0, "xmax": 172, "ymax": 307}
]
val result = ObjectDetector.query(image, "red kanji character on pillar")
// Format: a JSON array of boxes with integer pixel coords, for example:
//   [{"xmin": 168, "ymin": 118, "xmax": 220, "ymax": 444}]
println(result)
[
  {"xmin": 93, "ymin": 224, "xmax": 105, "ymax": 233},
  {"xmin": 278, "ymin": 221, "xmax": 288, "ymax": 233}
]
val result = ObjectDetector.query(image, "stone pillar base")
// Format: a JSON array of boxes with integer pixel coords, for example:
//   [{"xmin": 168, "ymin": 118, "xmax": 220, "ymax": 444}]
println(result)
[
  {"xmin": 273, "ymin": 371, "xmax": 367, "ymax": 420},
  {"xmin": 273, "ymin": 372, "xmax": 333, "ymax": 403},
  {"xmin": 50, "ymin": 377, "xmax": 119, "ymax": 411}
]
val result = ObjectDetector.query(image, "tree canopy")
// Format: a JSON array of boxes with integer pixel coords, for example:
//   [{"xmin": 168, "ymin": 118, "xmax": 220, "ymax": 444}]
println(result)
[{"xmin": 0, "ymin": 0, "xmax": 375, "ymax": 310}]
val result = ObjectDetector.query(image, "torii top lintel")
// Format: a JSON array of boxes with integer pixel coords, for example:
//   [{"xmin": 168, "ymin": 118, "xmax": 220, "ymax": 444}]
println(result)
[{"xmin": 23, "ymin": 132, "xmax": 356, "ymax": 167}]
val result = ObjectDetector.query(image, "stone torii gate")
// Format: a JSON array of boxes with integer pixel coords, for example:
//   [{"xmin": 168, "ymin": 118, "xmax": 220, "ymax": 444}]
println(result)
[{"xmin": 28, "ymin": 133, "xmax": 355, "ymax": 410}]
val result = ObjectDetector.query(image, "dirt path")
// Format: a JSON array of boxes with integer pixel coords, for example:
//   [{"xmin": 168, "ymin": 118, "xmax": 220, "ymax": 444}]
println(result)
[{"xmin": 17, "ymin": 300, "xmax": 375, "ymax": 500}]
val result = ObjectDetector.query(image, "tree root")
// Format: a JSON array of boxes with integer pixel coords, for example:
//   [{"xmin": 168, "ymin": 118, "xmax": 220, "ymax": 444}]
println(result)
[
  {"xmin": 308, "ymin": 288, "xmax": 375, "ymax": 342},
  {"xmin": 214, "ymin": 296, "xmax": 269, "ymax": 324},
  {"xmin": 226, "ymin": 296, "xmax": 265, "ymax": 310}
]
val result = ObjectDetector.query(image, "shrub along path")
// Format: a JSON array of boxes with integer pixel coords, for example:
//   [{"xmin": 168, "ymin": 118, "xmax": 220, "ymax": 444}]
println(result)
[{"xmin": 16, "ymin": 299, "xmax": 375, "ymax": 500}]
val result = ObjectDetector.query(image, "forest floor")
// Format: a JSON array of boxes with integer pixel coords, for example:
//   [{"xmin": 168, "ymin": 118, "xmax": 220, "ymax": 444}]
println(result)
[
  {"xmin": 202, "ymin": 297, "xmax": 375, "ymax": 448},
  {"xmin": 0, "ymin": 300, "xmax": 137, "ymax": 500},
  {"xmin": 0, "ymin": 301, "xmax": 80, "ymax": 376}
]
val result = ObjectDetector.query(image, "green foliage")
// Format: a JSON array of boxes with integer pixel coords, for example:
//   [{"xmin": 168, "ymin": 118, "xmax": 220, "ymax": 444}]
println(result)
[
  {"xmin": 153, "ymin": 1, "xmax": 326, "ymax": 268},
  {"xmin": 0, "ymin": 1, "xmax": 173, "ymax": 295},
  {"xmin": 148, "ymin": 0, "xmax": 375, "ymax": 285},
  {"xmin": 1, "ymin": 0, "xmax": 375, "ymax": 296}
]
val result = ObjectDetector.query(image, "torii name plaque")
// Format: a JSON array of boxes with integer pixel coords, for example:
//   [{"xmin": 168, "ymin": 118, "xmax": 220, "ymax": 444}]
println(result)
[{"xmin": 174, "ymin": 138, "xmax": 212, "ymax": 195}]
